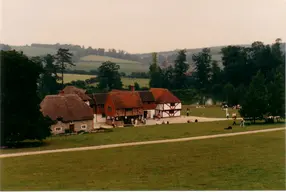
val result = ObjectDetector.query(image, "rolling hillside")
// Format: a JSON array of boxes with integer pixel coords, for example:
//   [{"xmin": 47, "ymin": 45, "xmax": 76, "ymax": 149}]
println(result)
[{"xmin": 10, "ymin": 45, "xmax": 147, "ymax": 73}]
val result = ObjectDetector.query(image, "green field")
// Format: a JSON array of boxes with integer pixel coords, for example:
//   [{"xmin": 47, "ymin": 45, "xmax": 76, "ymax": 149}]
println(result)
[
  {"xmin": 1, "ymin": 121, "xmax": 284, "ymax": 154},
  {"xmin": 73, "ymin": 61, "xmax": 149, "ymax": 73},
  {"xmin": 2, "ymin": 130, "xmax": 285, "ymax": 190},
  {"xmin": 182, "ymin": 105, "xmax": 240, "ymax": 118},
  {"xmin": 11, "ymin": 46, "xmax": 148, "ymax": 73},
  {"xmin": 61, "ymin": 73, "xmax": 149, "ymax": 88},
  {"xmin": 81, "ymin": 55, "xmax": 140, "ymax": 64}
]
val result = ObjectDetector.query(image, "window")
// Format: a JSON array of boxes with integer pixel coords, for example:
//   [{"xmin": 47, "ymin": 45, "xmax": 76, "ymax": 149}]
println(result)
[
  {"xmin": 169, "ymin": 110, "xmax": 174, "ymax": 114},
  {"xmin": 81, "ymin": 124, "xmax": 87, "ymax": 129},
  {"xmin": 102, "ymin": 113, "xmax": 106, "ymax": 118},
  {"xmin": 98, "ymin": 104, "xmax": 104, "ymax": 108},
  {"xmin": 170, "ymin": 103, "xmax": 175, "ymax": 106},
  {"xmin": 126, "ymin": 108, "xmax": 132, "ymax": 111},
  {"xmin": 55, "ymin": 127, "xmax": 62, "ymax": 131}
]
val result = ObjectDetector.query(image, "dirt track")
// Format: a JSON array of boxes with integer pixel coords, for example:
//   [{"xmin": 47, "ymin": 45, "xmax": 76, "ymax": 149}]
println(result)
[{"xmin": 0, "ymin": 127, "xmax": 284, "ymax": 159}]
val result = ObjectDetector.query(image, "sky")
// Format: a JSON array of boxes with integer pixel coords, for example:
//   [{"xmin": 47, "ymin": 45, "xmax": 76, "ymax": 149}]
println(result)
[{"xmin": 1, "ymin": 0, "xmax": 286, "ymax": 53}]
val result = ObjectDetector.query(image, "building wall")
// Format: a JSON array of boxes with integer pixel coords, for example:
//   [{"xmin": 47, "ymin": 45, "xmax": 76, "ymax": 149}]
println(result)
[
  {"xmin": 155, "ymin": 109, "xmax": 181, "ymax": 118},
  {"xmin": 155, "ymin": 103, "xmax": 182, "ymax": 111},
  {"xmin": 105, "ymin": 95, "xmax": 116, "ymax": 117},
  {"xmin": 145, "ymin": 109, "xmax": 155, "ymax": 119},
  {"xmin": 95, "ymin": 114, "xmax": 106, "ymax": 123},
  {"xmin": 51, "ymin": 120, "xmax": 93, "ymax": 135}
]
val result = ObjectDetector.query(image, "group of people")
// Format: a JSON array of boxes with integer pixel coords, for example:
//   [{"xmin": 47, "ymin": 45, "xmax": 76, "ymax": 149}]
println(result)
[{"xmin": 226, "ymin": 109, "xmax": 245, "ymax": 127}]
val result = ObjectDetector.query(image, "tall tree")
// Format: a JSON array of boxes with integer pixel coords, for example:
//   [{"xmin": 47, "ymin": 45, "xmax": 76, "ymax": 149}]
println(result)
[
  {"xmin": 192, "ymin": 48, "xmax": 212, "ymax": 104},
  {"xmin": 55, "ymin": 48, "xmax": 75, "ymax": 87},
  {"xmin": 149, "ymin": 52, "xmax": 163, "ymax": 88},
  {"xmin": 38, "ymin": 54, "xmax": 61, "ymax": 99},
  {"xmin": 220, "ymin": 46, "xmax": 250, "ymax": 87},
  {"xmin": 173, "ymin": 49, "xmax": 189, "ymax": 89},
  {"xmin": 239, "ymin": 71, "xmax": 268, "ymax": 123},
  {"xmin": 1, "ymin": 50, "xmax": 52, "ymax": 145},
  {"xmin": 97, "ymin": 61, "xmax": 123, "ymax": 91},
  {"xmin": 266, "ymin": 69, "xmax": 285, "ymax": 117}
]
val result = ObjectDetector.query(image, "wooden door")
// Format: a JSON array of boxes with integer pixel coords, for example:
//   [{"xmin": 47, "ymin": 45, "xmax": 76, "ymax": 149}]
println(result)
[{"xmin": 69, "ymin": 124, "xmax": 75, "ymax": 132}]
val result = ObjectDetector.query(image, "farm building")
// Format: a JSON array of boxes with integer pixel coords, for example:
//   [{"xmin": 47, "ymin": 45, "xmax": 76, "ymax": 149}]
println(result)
[
  {"xmin": 62, "ymin": 86, "xmax": 91, "ymax": 105},
  {"xmin": 88, "ymin": 93, "xmax": 108, "ymax": 127},
  {"xmin": 40, "ymin": 93, "xmax": 94, "ymax": 134},
  {"xmin": 138, "ymin": 90, "xmax": 156, "ymax": 119},
  {"xmin": 105, "ymin": 90, "xmax": 144, "ymax": 126},
  {"xmin": 150, "ymin": 88, "xmax": 182, "ymax": 118}
]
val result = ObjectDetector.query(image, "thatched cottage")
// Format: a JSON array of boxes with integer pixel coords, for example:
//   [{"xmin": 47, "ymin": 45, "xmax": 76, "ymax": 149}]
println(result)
[{"xmin": 40, "ymin": 93, "xmax": 94, "ymax": 134}]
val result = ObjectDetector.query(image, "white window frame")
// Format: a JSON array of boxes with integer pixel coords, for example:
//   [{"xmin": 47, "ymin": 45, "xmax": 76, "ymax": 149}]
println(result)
[
  {"xmin": 55, "ymin": 127, "xmax": 62, "ymax": 131},
  {"xmin": 81, "ymin": 124, "xmax": 87, "ymax": 129}
]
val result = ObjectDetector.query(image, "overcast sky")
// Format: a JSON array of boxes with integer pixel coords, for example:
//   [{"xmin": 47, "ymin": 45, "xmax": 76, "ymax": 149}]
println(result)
[{"xmin": 1, "ymin": 0, "xmax": 285, "ymax": 53}]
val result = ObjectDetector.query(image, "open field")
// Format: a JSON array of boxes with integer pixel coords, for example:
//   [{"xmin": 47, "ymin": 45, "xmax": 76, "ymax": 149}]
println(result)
[
  {"xmin": 72, "ymin": 61, "xmax": 149, "ymax": 73},
  {"xmin": 11, "ymin": 46, "xmax": 148, "ymax": 73},
  {"xmin": 1, "ymin": 121, "xmax": 284, "ymax": 154},
  {"xmin": 2, "ymin": 130, "xmax": 285, "ymax": 190},
  {"xmin": 60, "ymin": 73, "xmax": 149, "ymax": 88},
  {"xmin": 81, "ymin": 55, "xmax": 141, "ymax": 64},
  {"xmin": 182, "ymin": 105, "xmax": 240, "ymax": 118},
  {"xmin": 60, "ymin": 74, "xmax": 96, "ymax": 83}
]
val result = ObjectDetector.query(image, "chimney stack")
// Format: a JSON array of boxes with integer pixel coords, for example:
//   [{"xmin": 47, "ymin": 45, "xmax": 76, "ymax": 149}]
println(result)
[
  {"xmin": 59, "ymin": 90, "xmax": 64, "ymax": 95},
  {"xmin": 130, "ymin": 85, "xmax": 135, "ymax": 91}
]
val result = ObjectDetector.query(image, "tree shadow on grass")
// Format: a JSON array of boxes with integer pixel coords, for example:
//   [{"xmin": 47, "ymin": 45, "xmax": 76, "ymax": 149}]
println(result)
[{"xmin": 1, "ymin": 140, "xmax": 51, "ymax": 149}]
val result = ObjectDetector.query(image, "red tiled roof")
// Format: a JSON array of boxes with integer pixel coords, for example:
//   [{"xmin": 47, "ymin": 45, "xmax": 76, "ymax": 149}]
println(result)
[
  {"xmin": 142, "ymin": 103, "xmax": 157, "ymax": 110},
  {"xmin": 150, "ymin": 88, "xmax": 181, "ymax": 104},
  {"xmin": 109, "ymin": 91, "xmax": 143, "ymax": 109}
]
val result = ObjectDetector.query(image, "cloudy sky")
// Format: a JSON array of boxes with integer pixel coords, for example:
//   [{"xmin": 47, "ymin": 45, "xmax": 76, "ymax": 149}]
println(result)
[{"xmin": 1, "ymin": 0, "xmax": 285, "ymax": 53}]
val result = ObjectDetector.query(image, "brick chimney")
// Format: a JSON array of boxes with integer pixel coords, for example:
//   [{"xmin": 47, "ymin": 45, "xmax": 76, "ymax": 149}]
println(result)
[
  {"xmin": 130, "ymin": 85, "xmax": 135, "ymax": 91},
  {"xmin": 59, "ymin": 90, "xmax": 64, "ymax": 95}
]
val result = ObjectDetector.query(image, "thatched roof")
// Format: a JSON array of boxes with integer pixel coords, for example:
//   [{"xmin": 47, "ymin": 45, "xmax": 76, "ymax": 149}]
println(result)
[
  {"xmin": 62, "ymin": 86, "xmax": 91, "ymax": 101},
  {"xmin": 40, "ymin": 94, "xmax": 93, "ymax": 122}
]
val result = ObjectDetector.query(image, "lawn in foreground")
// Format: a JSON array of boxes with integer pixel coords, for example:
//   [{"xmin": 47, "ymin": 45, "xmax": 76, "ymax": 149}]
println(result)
[
  {"xmin": 182, "ymin": 106, "xmax": 240, "ymax": 118},
  {"xmin": 2, "ymin": 130, "xmax": 285, "ymax": 190},
  {"xmin": 1, "ymin": 121, "xmax": 284, "ymax": 154}
]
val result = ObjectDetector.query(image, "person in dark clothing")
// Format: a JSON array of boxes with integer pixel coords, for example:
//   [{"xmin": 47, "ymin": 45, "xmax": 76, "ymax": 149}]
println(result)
[{"xmin": 186, "ymin": 108, "xmax": 190, "ymax": 116}]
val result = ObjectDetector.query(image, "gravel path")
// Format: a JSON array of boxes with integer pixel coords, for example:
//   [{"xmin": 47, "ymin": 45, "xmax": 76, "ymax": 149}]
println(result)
[{"xmin": 0, "ymin": 127, "xmax": 284, "ymax": 159}]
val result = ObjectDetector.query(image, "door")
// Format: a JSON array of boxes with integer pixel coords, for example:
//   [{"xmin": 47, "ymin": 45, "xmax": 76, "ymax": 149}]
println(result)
[
  {"xmin": 69, "ymin": 124, "xmax": 75, "ymax": 133},
  {"xmin": 144, "ymin": 111, "xmax": 147, "ymax": 118}
]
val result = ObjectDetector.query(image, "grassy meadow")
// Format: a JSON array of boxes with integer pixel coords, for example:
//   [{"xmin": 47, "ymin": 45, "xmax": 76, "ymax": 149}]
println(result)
[
  {"xmin": 73, "ymin": 61, "xmax": 149, "ymax": 73},
  {"xmin": 60, "ymin": 73, "xmax": 149, "ymax": 88},
  {"xmin": 1, "ymin": 120, "xmax": 284, "ymax": 154},
  {"xmin": 2, "ymin": 130, "xmax": 285, "ymax": 190},
  {"xmin": 11, "ymin": 46, "xmax": 148, "ymax": 73},
  {"xmin": 182, "ymin": 105, "xmax": 240, "ymax": 118}
]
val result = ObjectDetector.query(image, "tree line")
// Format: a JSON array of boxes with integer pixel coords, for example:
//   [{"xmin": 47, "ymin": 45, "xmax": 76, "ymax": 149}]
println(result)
[{"xmin": 149, "ymin": 38, "xmax": 285, "ymax": 121}]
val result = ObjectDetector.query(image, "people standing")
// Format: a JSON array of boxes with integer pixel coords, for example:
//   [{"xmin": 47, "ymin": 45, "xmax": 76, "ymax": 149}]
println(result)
[
  {"xmin": 186, "ymin": 108, "xmax": 190, "ymax": 116},
  {"xmin": 240, "ymin": 118, "xmax": 245, "ymax": 127},
  {"xmin": 232, "ymin": 113, "xmax": 237, "ymax": 125}
]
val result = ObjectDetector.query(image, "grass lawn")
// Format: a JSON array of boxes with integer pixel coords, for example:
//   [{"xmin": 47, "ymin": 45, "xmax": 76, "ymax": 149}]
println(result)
[
  {"xmin": 182, "ymin": 105, "xmax": 240, "ymax": 118},
  {"xmin": 2, "ymin": 130, "xmax": 285, "ymax": 190},
  {"xmin": 1, "ymin": 121, "xmax": 284, "ymax": 154}
]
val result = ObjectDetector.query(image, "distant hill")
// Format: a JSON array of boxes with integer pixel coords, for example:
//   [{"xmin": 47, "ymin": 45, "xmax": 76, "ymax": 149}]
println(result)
[
  {"xmin": 5, "ymin": 42, "xmax": 285, "ymax": 74},
  {"xmin": 11, "ymin": 46, "xmax": 58, "ymax": 57}
]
